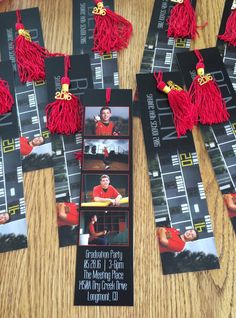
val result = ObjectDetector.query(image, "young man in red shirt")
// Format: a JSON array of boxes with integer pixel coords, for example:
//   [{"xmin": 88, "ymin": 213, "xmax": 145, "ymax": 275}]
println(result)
[
  {"xmin": 93, "ymin": 174, "xmax": 122, "ymax": 206},
  {"xmin": 0, "ymin": 212, "xmax": 10, "ymax": 225},
  {"xmin": 87, "ymin": 214, "xmax": 108, "ymax": 245},
  {"xmin": 95, "ymin": 107, "xmax": 120, "ymax": 136},
  {"xmin": 20, "ymin": 136, "xmax": 44, "ymax": 156},
  {"xmin": 157, "ymin": 226, "xmax": 198, "ymax": 253},
  {"xmin": 103, "ymin": 146, "xmax": 110, "ymax": 170}
]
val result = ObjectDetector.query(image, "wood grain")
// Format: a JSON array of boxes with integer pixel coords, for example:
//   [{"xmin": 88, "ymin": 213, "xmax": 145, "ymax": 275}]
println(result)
[{"xmin": 0, "ymin": 1, "xmax": 235, "ymax": 317}]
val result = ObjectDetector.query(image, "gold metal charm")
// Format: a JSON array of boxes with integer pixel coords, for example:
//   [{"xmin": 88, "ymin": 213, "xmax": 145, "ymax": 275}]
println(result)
[
  {"xmin": 198, "ymin": 74, "xmax": 213, "ymax": 86},
  {"xmin": 163, "ymin": 85, "xmax": 171, "ymax": 94},
  {"xmin": 171, "ymin": 0, "xmax": 184, "ymax": 4},
  {"xmin": 55, "ymin": 91, "xmax": 72, "ymax": 101},
  {"xmin": 55, "ymin": 84, "xmax": 72, "ymax": 100},
  {"xmin": 232, "ymin": 0, "xmax": 236, "ymax": 10},
  {"xmin": 167, "ymin": 80, "xmax": 183, "ymax": 91},
  {"xmin": 18, "ymin": 28, "xmax": 32, "ymax": 42},
  {"xmin": 92, "ymin": 2, "xmax": 106, "ymax": 16}
]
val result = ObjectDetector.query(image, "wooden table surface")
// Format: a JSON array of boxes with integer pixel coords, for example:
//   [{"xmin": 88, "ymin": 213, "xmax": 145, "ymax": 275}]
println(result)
[{"xmin": 0, "ymin": 0, "xmax": 235, "ymax": 317}]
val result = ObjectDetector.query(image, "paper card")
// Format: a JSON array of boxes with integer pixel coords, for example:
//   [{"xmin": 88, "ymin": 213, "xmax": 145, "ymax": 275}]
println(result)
[
  {"xmin": 0, "ymin": 8, "xmax": 54, "ymax": 172},
  {"xmin": 133, "ymin": 0, "xmax": 195, "ymax": 116},
  {"xmin": 137, "ymin": 72, "xmax": 220, "ymax": 274},
  {"xmin": 217, "ymin": 0, "xmax": 236, "ymax": 91},
  {"xmin": 177, "ymin": 47, "xmax": 236, "ymax": 232},
  {"xmin": 73, "ymin": 0, "xmax": 119, "ymax": 89},
  {"xmin": 45, "ymin": 54, "xmax": 93, "ymax": 247},
  {"xmin": 74, "ymin": 89, "xmax": 133, "ymax": 306},
  {"xmin": 0, "ymin": 61, "xmax": 27, "ymax": 253}
]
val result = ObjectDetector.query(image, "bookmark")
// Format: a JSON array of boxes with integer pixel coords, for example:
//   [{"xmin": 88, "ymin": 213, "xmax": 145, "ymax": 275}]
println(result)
[
  {"xmin": 0, "ymin": 61, "xmax": 27, "ymax": 253},
  {"xmin": 177, "ymin": 47, "xmax": 236, "ymax": 233},
  {"xmin": 74, "ymin": 88, "xmax": 133, "ymax": 305},
  {"xmin": 137, "ymin": 71, "xmax": 220, "ymax": 274}
]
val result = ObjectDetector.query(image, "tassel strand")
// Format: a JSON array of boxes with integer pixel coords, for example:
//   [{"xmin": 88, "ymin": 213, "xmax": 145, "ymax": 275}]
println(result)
[
  {"xmin": 0, "ymin": 79, "xmax": 14, "ymax": 115},
  {"xmin": 15, "ymin": 10, "xmax": 63, "ymax": 83},
  {"xmin": 92, "ymin": 0, "xmax": 132, "ymax": 55},
  {"xmin": 154, "ymin": 72, "xmax": 195, "ymax": 137},
  {"xmin": 188, "ymin": 50, "xmax": 229, "ymax": 125},
  {"xmin": 218, "ymin": 2, "xmax": 236, "ymax": 46}
]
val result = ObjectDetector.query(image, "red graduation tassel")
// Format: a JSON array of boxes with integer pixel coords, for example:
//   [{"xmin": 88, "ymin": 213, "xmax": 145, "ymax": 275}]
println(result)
[
  {"xmin": 15, "ymin": 10, "xmax": 61, "ymax": 83},
  {"xmin": 0, "ymin": 79, "xmax": 14, "ymax": 115},
  {"xmin": 167, "ymin": 0, "xmax": 198, "ymax": 39},
  {"xmin": 189, "ymin": 50, "xmax": 230, "ymax": 125},
  {"xmin": 45, "ymin": 55, "xmax": 83, "ymax": 135},
  {"xmin": 154, "ymin": 72, "xmax": 195, "ymax": 137},
  {"xmin": 92, "ymin": 0, "xmax": 132, "ymax": 55},
  {"xmin": 218, "ymin": 1, "xmax": 236, "ymax": 46}
]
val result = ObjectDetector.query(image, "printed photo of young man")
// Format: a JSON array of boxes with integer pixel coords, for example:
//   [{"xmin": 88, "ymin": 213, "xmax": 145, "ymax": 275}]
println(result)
[
  {"xmin": 84, "ymin": 107, "xmax": 129, "ymax": 136},
  {"xmin": 93, "ymin": 174, "xmax": 122, "ymax": 206},
  {"xmin": 20, "ymin": 135, "xmax": 53, "ymax": 172},
  {"xmin": 81, "ymin": 174, "xmax": 129, "ymax": 207},
  {"xmin": 95, "ymin": 106, "xmax": 120, "ymax": 136},
  {"xmin": 156, "ymin": 226, "xmax": 198, "ymax": 253},
  {"xmin": 20, "ymin": 136, "xmax": 45, "ymax": 156},
  {"xmin": 56, "ymin": 202, "xmax": 79, "ymax": 248}
]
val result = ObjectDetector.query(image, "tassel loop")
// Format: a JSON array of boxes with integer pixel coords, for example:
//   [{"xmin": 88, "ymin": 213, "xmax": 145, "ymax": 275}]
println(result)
[
  {"xmin": 154, "ymin": 72, "xmax": 170, "ymax": 93},
  {"xmin": 15, "ymin": 10, "xmax": 31, "ymax": 42},
  {"xmin": 55, "ymin": 56, "xmax": 72, "ymax": 101}
]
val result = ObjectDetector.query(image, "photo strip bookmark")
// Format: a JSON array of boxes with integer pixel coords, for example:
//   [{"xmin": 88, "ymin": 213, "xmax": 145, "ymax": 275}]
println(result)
[
  {"xmin": 0, "ymin": 8, "xmax": 54, "ymax": 172},
  {"xmin": 136, "ymin": 72, "xmax": 220, "ymax": 274},
  {"xmin": 73, "ymin": 0, "xmax": 119, "ymax": 89},
  {"xmin": 177, "ymin": 47, "xmax": 236, "ymax": 232},
  {"xmin": 217, "ymin": 0, "xmax": 236, "ymax": 91},
  {"xmin": 133, "ymin": 0, "xmax": 196, "ymax": 116},
  {"xmin": 45, "ymin": 55, "xmax": 93, "ymax": 247},
  {"xmin": 74, "ymin": 89, "xmax": 133, "ymax": 305},
  {"xmin": 0, "ymin": 61, "xmax": 27, "ymax": 253}
]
